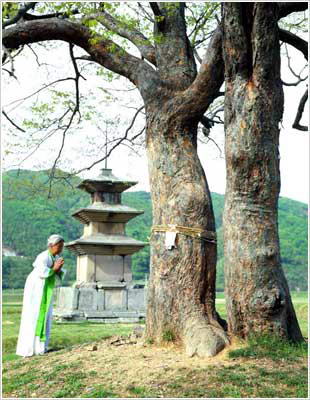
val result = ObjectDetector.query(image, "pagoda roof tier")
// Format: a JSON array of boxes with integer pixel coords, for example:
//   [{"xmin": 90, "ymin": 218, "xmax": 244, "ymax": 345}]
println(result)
[
  {"xmin": 65, "ymin": 234, "xmax": 148, "ymax": 256},
  {"xmin": 77, "ymin": 168, "xmax": 138, "ymax": 193},
  {"xmin": 72, "ymin": 203, "xmax": 144, "ymax": 224}
]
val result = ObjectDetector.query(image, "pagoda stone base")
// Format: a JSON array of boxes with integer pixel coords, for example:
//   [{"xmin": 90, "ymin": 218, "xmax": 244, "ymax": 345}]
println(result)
[{"xmin": 53, "ymin": 284, "xmax": 147, "ymax": 323}]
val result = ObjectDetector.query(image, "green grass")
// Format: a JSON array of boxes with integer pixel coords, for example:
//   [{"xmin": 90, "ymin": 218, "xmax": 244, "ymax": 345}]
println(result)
[
  {"xmin": 81, "ymin": 384, "xmax": 118, "ymax": 398},
  {"xmin": 2, "ymin": 289, "xmax": 24, "ymax": 304},
  {"xmin": 127, "ymin": 385, "xmax": 149, "ymax": 397},
  {"xmin": 228, "ymin": 331, "xmax": 308, "ymax": 361},
  {"xmin": 2, "ymin": 300, "xmax": 133, "ymax": 360}
]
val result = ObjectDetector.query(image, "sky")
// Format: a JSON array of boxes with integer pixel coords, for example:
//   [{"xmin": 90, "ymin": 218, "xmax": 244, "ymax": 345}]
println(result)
[{"xmin": 2, "ymin": 3, "xmax": 309, "ymax": 204}]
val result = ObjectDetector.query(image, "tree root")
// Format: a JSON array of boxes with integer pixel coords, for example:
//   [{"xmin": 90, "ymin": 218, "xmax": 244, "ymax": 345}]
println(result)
[{"xmin": 183, "ymin": 316, "xmax": 230, "ymax": 357}]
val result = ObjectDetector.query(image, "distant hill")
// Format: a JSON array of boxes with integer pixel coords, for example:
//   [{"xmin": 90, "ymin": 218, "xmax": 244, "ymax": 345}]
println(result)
[{"xmin": 2, "ymin": 169, "xmax": 308, "ymax": 291}]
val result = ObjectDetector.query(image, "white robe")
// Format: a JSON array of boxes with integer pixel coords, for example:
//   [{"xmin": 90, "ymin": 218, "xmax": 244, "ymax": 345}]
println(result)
[{"xmin": 16, "ymin": 249, "xmax": 67, "ymax": 357}]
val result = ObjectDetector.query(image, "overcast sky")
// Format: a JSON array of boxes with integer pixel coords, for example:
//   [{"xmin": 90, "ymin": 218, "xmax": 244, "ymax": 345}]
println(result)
[{"xmin": 2, "ymin": 3, "xmax": 309, "ymax": 204}]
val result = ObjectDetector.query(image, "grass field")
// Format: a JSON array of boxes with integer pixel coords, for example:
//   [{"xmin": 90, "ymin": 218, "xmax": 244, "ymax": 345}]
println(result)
[{"xmin": 2, "ymin": 289, "xmax": 308, "ymax": 398}]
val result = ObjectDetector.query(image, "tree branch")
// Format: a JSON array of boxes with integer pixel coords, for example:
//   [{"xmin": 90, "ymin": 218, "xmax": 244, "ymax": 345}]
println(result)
[
  {"xmin": 149, "ymin": 3, "xmax": 163, "ymax": 18},
  {"xmin": 278, "ymin": 2, "xmax": 308, "ymax": 19},
  {"xmin": 46, "ymin": 106, "xmax": 146, "ymax": 185},
  {"xmin": 5, "ymin": 77, "xmax": 75, "ymax": 111},
  {"xmin": 173, "ymin": 25, "xmax": 224, "ymax": 120},
  {"xmin": 83, "ymin": 11, "xmax": 157, "ymax": 66},
  {"xmin": 171, "ymin": 3, "xmax": 307, "ymax": 121},
  {"xmin": 281, "ymin": 43, "xmax": 308, "ymax": 86},
  {"xmin": 2, "ymin": 2, "xmax": 37, "ymax": 28},
  {"xmin": 137, "ymin": 3, "xmax": 154, "ymax": 22},
  {"xmin": 2, "ymin": 18, "xmax": 157, "ymax": 92},
  {"xmin": 2, "ymin": 45, "xmax": 18, "ymax": 79},
  {"xmin": 292, "ymin": 89, "xmax": 308, "ymax": 131},
  {"xmin": 3, "ymin": 18, "xmax": 160, "ymax": 103},
  {"xmin": 279, "ymin": 28, "xmax": 308, "ymax": 60},
  {"xmin": 2, "ymin": 110, "xmax": 25, "ymax": 132},
  {"xmin": 149, "ymin": 2, "xmax": 197, "ymax": 89},
  {"xmin": 46, "ymin": 43, "xmax": 83, "ymax": 198},
  {"xmin": 22, "ymin": 8, "xmax": 80, "ymax": 21}
]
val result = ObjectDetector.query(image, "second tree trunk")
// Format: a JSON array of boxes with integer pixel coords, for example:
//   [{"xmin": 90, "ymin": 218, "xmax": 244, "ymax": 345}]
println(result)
[{"xmin": 222, "ymin": 2, "xmax": 304, "ymax": 342}]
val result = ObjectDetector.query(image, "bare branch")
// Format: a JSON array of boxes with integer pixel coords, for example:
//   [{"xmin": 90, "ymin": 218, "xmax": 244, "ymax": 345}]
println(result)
[
  {"xmin": 2, "ymin": 67, "xmax": 17, "ymax": 79},
  {"xmin": 126, "ymin": 126, "xmax": 146, "ymax": 144},
  {"xmin": 2, "ymin": 45, "xmax": 17, "ymax": 79},
  {"xmin": 50, "ymin": 106, "xmax": 146, "ymax": 183},
  {"xmin": 292, "ymin": 89, "xmax": 308, "ymax": 131},
  {"xmin": 137, "ymin": 3, "xmax": 154, "ymax": 22},
  {"xmin": 282, "ymin": 43, "xmax": 308, "ymax": 86},
  {"xmin": 279, "ymin": 28, "xmax": 308, "ymax": 60},
  {"xmin": 2, "ymin": 110, "xmax": 25, "ymax": 132},
  {"xmin": 5, "ymin": 77, "xmax": 75, "ymax": 111},
  {"xmin": 188, "ymin": 4, "xmax": 219, "ymax": 41},
  {"xmin": 26, "ymin": 44, "xmax": 47, "ymax": 67},
  {"xmin": 74, "ymin": 55, "xmax": 93, "ymax": 62},
  {"xmin": 198, "ymin": 133, "xmax": 223, "ymax": 158},
  {"xmin": 282, "ymin": 77, "xmax": 308, "ymax": 86},
  {"xmin": 7, "ymin": 108, "xmax": 71, "ymax": 170},
  {"xmin": 187, "ymin": 7, "xmax": 209, "ymax": 39},
  {"xmin": 46, "ymin": 43, "xmax": 83, "ymax": 198}
]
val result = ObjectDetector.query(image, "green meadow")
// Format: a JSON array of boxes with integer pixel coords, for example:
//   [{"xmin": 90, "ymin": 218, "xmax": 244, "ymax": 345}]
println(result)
[{"xmin": 2, "ymin": 289, "xmax": 308, "ymax": 398}]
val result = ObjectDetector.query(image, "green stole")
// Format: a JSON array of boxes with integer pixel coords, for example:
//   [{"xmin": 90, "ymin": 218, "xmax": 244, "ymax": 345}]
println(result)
[{"xmin": 35, "ymin": 249, "xmax": 57, "ymax": 341}]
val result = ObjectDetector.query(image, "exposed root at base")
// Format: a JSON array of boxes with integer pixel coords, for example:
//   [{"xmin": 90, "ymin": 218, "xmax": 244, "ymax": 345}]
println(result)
[{"xmin": 183, "ymin": 317, "xmax": 231, "ymax": 358}]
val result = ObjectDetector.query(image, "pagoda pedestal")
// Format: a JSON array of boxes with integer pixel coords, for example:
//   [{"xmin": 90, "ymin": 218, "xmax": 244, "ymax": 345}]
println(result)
[{"xmin": 53, "ymin": 168, "xmax": 148, "ymax": 323}]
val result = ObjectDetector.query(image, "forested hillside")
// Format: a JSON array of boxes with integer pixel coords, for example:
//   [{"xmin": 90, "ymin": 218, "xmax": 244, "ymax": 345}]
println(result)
[{"xmin": 2, "ymin": 169, "xmax": 308, "ymax": 290}]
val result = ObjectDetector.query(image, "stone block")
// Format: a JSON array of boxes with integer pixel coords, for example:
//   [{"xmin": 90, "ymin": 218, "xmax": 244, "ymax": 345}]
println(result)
[
  {"xmin": 97, "ymin": 289, "xmax": 105, "ymax": 311},
  {"xmin": 55, "ymin": 287, "xmax": 79, "ymax": 310},
  {"xmin": 118, "ymin": 317, "xmax": 141, "ymax": 323},
  {"xmin": 77, "ymin": 254, "xmax": 96, "ymax": 282},
  {"xmin": 128, "ymin": 288, "xmax": 146, "ymax": 311},
  {"xmin": 84, "ymin": 310, "xmax": 116, "ymax": 318},
  {"xmin": 95, "ymin": 255, "xmax": 132, "ymax": 282},
  {"xmin": 105, "ymin": 289, "xmax": 127, "ymax": 311},
  {"xmin": 78, "ymin": 288, "xmax": 98, "ymax": 311}
]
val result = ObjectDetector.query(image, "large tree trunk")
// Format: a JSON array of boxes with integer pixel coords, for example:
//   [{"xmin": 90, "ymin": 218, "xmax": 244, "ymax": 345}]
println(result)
[
  {"xmin": 222, "ymin": 2, "xmax": 304, "ymax": 342},
  {"xmin": 144, "ymin": 105, "xmax": 230, "ymax": 357}
]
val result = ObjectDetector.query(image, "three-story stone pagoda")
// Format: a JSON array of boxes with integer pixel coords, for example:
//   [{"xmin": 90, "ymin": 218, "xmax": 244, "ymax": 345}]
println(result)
[{"xmin": 53, "ymin": 168, "xmax": 148, "ymax": 323}]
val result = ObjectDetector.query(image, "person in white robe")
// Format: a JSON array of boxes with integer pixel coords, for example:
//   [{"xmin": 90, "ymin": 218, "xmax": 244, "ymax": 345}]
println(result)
[{"xmin": 16, "ymin": 234, "xmax": 67, "ymax": 357}]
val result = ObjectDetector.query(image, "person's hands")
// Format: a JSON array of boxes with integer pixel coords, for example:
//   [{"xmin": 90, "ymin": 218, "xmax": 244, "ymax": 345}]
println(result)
[{"xmin": 53, "ymin": 258, "xmax": 64, "ymax": 272}]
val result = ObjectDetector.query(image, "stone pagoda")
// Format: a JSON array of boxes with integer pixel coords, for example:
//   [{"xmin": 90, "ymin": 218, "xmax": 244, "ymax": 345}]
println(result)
[{"xmin": 53, "ymin": 168, "xmax": 148, "ymax": 323}]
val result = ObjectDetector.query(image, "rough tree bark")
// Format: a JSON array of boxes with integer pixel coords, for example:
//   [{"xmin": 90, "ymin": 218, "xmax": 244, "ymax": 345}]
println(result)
[
  {"xmin": 145, "ymin": 103, "xmax": 230, "ymax": 357},
  {"xmin": 222, "ymin": 2, "xmax": 304, "ymax": 342}
]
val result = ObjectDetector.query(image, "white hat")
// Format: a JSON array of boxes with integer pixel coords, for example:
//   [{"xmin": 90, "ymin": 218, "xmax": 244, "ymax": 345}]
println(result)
[{"xmin": 47, "ymin": 234, "xmax": 64, "ymax": 246}]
